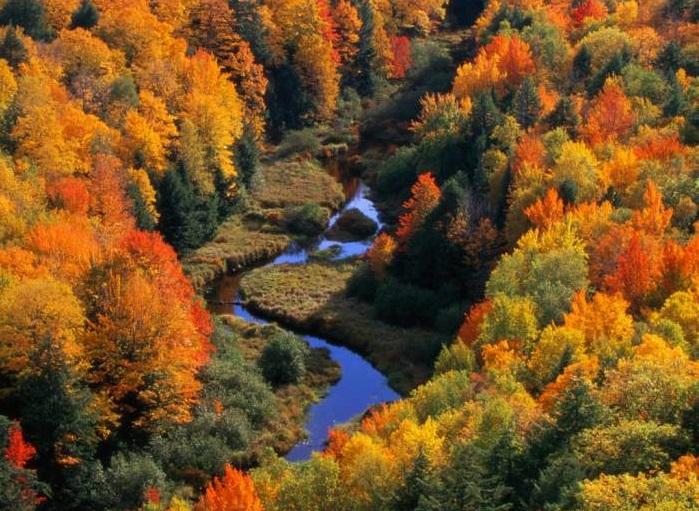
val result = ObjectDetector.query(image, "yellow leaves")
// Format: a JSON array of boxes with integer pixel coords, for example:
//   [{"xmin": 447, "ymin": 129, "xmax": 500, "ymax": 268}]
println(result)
[
  {"xmin": 563, "ymin": 291, "xmax": 634, "ymax": 360},
  {"xmin": 43, "ymin": 0, "xmax": 80, "ymax": 31},
  {"xmin": 129, "ymin": 168, "xmax": 159, "ymax": 223},
  {"xmin": 551, "ymin": 140, "xmax": 601, "ymax": 202},
  {"xmin": 0, "ymin": 58, "xmax": 16, "ymax": 116},
  {"xmin": 388, "ymin": 418, "xmax": 445, "ymax": 468},
  {"xmin": 0, "ymin": 276, "xmax": 86, "ymax": 375},
  {"xmin": 631, "ymin": 180, "xmax": 673, "ymax": 237},
  {"xmin": 122, "ymin": 90, "xmax": 176, "ymax": 175},
  {"xmin": 614, "ymin": 0, "xmax": 638, "ymax": 26},
  {"xmin": 294, "ymin": 32, "xmax": 340, "ymax": 121},
  {"xmin": 602, "ymin": 146, "xmax": 639, "ymax": 191},
  {"xmin": 528, "ymin": 325, "xmax": 585, "ymax": 386},
  {"xmin": 366, "ymin": 233, "xmax": 396, "ymax": 278},
  {"xmin": 180, "ymin": 50, "xmax": 243, "ymax": 190},
  {"xmin": 453, "ymin": 52, "xmax": 503, "ymax": 100}
]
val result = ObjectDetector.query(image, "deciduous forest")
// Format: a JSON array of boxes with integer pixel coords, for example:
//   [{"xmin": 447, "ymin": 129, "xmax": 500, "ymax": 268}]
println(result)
[{"xmin": 0, "ymin": 0, "xmax": 697, "ymax": 509}]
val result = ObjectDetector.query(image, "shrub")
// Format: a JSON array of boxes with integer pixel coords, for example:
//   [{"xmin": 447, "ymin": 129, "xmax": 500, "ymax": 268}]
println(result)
[
  {"xmin": 346, "ymin": 263, "xmax": 379, "ymax": 302},
  {"xmin": 283, "ymin": 203, "xmax": 330, "ymax": 236},
  {"xmin": 259, "ymin": 333, "xmax": 309, "ymax": 386},
  {"xmin": 278, "ymin": 128, "xmax": 321, "ymax": 157},
  {"xmin": 104, "ymin": 452, "xmax": 168, "ymax": 510}
]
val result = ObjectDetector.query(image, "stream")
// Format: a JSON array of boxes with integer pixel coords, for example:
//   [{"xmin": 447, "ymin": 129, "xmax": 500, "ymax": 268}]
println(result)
[{"xmin": 209, "ymin": 169, "xmax": 400, "ymax": 462}]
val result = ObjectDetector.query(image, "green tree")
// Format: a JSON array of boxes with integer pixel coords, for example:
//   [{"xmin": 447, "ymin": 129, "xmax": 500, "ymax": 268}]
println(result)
[
  {"xmin": 70, "ymin": 0, "xmax": 99, "ymax": 29},
  {"xmin": 0, "ymin": 25, "xmax": 27, "ymax": 68},
  {"xmin": 513, "ymin": 76, "xmax": 541, "ymax": 129},
  {"xmin": 259, "ymin": 332, "xmax": 308, "ymax": 386},
  {"xmin": 0, "ymin": 0, "xmax": 51, "ymax": 40}
]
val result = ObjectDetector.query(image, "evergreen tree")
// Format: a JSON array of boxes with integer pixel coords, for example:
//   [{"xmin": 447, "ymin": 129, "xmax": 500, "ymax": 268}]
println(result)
[
  {"xmin": 356, "ymin": 0, "xmax": 383, "ymax": 96},
  {"xmin": 235, "ymin": 122, "xmax": 261, "ymax": 190},
  {"xmin": 439, "ymin": 443, "xmax": 512, "ymax": 511},
  {"xmin": 513, "ymin": 76, "xmax": 541, "ymax": 129},
  {"xmin": 70, "ymin": 0, "xmax": 99, "ymax": 29},
  {"xmin": 127, "ymin": 182, "xmax": 156, "ymax": 231},
  {"xmin": 587, "ymin": 47, "xmax": 632, "ymax": 96},
  {"xmin": 0, "ymin": 0, "xmax": 51, "ymax": 41},
  {"xmin": 663, "ymin": 75, "xmax": 688, "ymax": 116},
  {"xmin": 571, "ymin": 45, "xmax": 591, "ymax": 85},
  {"xmin": 392, "ymin": 450, "xmax": 441, "ymax": 511},
  {"xmin": 17, "ymin": 338, "xmax": 101, "ymax": 511},
  {"xmin": 157, "ymin": 167, "xmax": 218, "ymax": 253},
  {"xmin": 0, "ymin": 25, "xmax": 27, "ymax": 68},
  {"xmin": 546, "ymin": 97, "xmax": 580, "ymax": 136}
]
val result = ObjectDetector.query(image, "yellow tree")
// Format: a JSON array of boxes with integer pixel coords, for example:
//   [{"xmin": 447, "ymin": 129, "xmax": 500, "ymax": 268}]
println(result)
[
  {"xmin": 0, "ymin": 277, "xmax": 86, "ymax": 376},
  {"xmin": 179, "ymin": 50, "xmax": 244, "ymax": 194},
  {"xmin": 187, "ymin": 0, "xmax": 268, "ymax": 136}
]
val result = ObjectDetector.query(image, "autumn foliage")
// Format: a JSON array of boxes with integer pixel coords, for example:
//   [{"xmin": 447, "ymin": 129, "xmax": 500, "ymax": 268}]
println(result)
[{"xmin": 195, "ymin": 465, "xmax": 264, "ymax": 511}]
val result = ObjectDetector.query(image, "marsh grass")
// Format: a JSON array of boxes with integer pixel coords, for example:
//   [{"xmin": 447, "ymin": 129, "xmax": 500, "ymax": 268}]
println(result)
[
  {"xmin": 239, "ymin": 261, "xmax": 443, "ymax": 394},
  {"xmin": 184, "ymin": 156, "xmax": 346, "ymax": 291},
  {"xmin": 252, "ymin": 158, "xmax": 345, "ymax": 210}
]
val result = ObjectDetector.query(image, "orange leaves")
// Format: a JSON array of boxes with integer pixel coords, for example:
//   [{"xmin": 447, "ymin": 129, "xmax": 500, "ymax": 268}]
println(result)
[
  {"xmin": 571, "ymin": 0, "xmax": 608, "ymax": 27},
  {"xmin": 390, "ymin": 35, "xmax": 411, "ymax": 79},
  {"xmin": 631, "ymin": 181, "xmax": 673, "ymax": 237},
  {"xmin": 453, "ymin": 35, "xmax": 535, "ymax": 99},
  {"xmin": 5, "ymin": 422, "xmax": 36, "ymax": 469},
  {"xmin": 47, "ymin": 177, "xmax": 90, "ymax": 215},
  {"xmin": 634, "ymin": 133, "xmax": 687, "ymax": 162},
  {"xmin": 484, "ymin": 35, "xmax": 536, "ymax": 88},
  {"xmin": 396, "ymin": 172, "xmax": 441, "ymax": 243},
  {"xmin": 366, "ymin": 233, "xmax": 397, "ymax": 278},
  {"xmin": 603, "ymin": 233, "xmax": 662, "ymax": 306},
  {"xmin": 195, "ymin": 465, "xmax": 263, "ymax": 511},
  {"xmin": 524, "ymin": 188, "xmax": 564, "ymax": 229},
  {"xmin": 457, "ymin": 300, "xmax": 493, "ymax": 345},
  {"xmin": 332, "ymin": 0, "xmax": 362, "ymax": 65},
  {"xmin": 583, "ymin": 79, "xmax": 636, "ymax": 146}
]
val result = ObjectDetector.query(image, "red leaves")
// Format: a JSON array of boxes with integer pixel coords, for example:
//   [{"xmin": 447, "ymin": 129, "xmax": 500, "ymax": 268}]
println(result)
[
  {"xmin": 583, "ymin": 80, "xmax": 635, "ymax": 145},
  {"xmin": 396, "ymin": 172, "xmax": 441, "ymax": 243},
  {"xmin": 390, "ymin": 35, "xmax": 411, "ymax": 79},
  {"xmin": 571, "ymin": 0, "xmax": 608, "ymax": 26},
  {"xmin": 47, "ymin": 177, "xmax": 90, "ymax": 215},
  {"xmin": 5, "ymin": 423, "xmax": 36, "ymax": 469}
]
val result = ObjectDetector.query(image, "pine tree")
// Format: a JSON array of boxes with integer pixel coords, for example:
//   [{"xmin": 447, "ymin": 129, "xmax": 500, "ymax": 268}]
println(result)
[
  {"xmin": 235, "ymin": 122, "xmax": 260, "ymax": 189},
  {"xmin": 157, "ymin": 167, "xmax": 206, "ymax": 253},
  {"xmin": 70, "ymin": 0, "xmax": 99, "ymax": 29},
  {"xmin": 0, "ymin": 26, "xmax": 27, "ymax": 68},
  {"xmin": 571, "ymin": 45, "xmax": 591, "ymax": 84},
  {"xmin": 513, "ymin": 76, "xmax": 541, "ymax": 129},
  {"xmin": 0, "ymin": 0, "xmax": 51, "ymax": 41},
  {"xmin": 392, "ymin": 450, "xmax": 441, "ymax": 511},
  {"xmin": 440, "ymin": 443, "xmax": 512, "ymax": 511},
  {"xmin": 546, "ymin": 97, "xmax": 580, "ymax": 136}
]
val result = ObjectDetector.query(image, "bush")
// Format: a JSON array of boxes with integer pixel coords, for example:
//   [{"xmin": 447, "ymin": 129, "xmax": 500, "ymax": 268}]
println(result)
[
  {"xmin": 284, "ymin": 203, "xmax": 330, "ymax": 236},
  {"xmin": 434, "ymin": 342, "xmax": 475, "ymax": 375},
  {"xmin": 326, "ymin": 208, "xmax": 378, "ymax": 241},
  {"xmin": 278, "ymin": 128, "xmax": 321, "ymax": 157},
  {"xmin": 104, "ymin": 452, "xmax": 168, "ymax": 510},
  {"xmin": 346, "ymin": 263, "xmax": 379, "ymax": 302},
  {"xmin": 374, "ymin": 278, "xmax": 438, "ymax": 327},
  {"xmin": 259, "ymin": 333, "xmax": 309, "ymax": 386}
]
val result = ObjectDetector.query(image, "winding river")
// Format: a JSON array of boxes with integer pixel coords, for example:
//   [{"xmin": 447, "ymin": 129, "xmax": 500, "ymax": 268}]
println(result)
[{"xmin": 210, "ymin": 170, "xmax": 399, "ymax": 462}]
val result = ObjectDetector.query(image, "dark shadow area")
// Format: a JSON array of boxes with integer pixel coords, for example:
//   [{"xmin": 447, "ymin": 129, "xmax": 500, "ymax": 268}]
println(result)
[{"xmin": 447, "ymin": 0, "xmax": 487, "ymax": 27}]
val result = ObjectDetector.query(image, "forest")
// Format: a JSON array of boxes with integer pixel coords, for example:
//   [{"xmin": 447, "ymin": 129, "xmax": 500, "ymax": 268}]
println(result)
[{"xmin": 0, "ymin": 0, "xmax": 697, "ymax": 509}]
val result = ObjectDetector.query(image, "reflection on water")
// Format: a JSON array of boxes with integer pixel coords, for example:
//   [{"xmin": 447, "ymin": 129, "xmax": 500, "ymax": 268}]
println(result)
[{"xmin": 209, "ymin": 157, "xmax": 398, "ymax": 462}]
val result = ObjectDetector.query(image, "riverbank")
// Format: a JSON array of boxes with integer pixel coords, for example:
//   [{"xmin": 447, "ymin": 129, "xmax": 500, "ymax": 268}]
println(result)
[
  {"xmin": 184, "ymin": 156, "xmax": 345, "ymax": 292},
  {"xmin": 220, "ymin": 316, "xmax": 341, "ymax": 458},
  {"xmin": 239, "ymin": 260, "xmax": 441, "ymax": 394}
]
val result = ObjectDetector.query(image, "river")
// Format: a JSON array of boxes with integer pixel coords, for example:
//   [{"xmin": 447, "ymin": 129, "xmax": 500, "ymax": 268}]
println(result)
[{"xmin": 209, "ymin": 169, "xmax": 400, "ymax": 462}]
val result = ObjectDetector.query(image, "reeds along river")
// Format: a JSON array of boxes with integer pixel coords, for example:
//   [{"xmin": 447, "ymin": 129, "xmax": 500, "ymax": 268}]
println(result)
[{"xmin": 209, "ymin": 160, "xmax": 399, "ymax": 461}]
